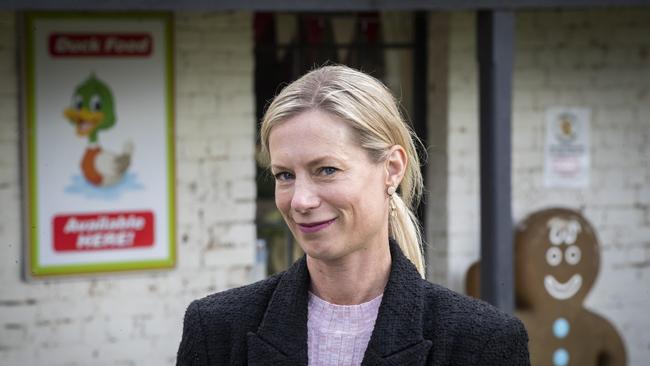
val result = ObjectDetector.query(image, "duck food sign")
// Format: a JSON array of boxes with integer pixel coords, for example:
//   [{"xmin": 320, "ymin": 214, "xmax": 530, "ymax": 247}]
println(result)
[{"xmin": 23, "ymin": 13, "xmax": 175, "ymax": 277}]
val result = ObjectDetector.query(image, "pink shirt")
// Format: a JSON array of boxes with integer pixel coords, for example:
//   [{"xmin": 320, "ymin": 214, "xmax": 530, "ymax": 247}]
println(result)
[{"xmin": 307, "ymin": 292, "xmax": 383, "ymax": 366}]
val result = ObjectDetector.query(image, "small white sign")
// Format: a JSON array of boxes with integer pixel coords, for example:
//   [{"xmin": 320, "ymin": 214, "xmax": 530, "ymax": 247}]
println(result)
[{"xmin": 544, "ymin": 107, "xmax": 591, "ymax": 188}]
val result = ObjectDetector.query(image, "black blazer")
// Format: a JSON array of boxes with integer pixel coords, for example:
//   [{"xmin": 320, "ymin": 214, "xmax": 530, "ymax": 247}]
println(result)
[{"xmin": 177, "ymin": 241, "xmax": 530, "ymax": 365}]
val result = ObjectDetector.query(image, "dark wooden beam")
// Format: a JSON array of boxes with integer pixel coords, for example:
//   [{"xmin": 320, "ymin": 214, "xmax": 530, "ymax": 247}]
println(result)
[
  {"xmin": 413, "ymin": 11, "xmax": 428, "ymax": 244},
  {"xmin": 477, "ymin": 10, "xmax": 515, "ymax": 313},
  {"xmin": 3, "ymin": 0, "xmax": 650, "ymax": 11}
]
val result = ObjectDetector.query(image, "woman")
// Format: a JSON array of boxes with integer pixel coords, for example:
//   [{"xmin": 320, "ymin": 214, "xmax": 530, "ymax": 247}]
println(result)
[{"xmin": 177, "ymin": 65, "xmax": 530, "ymax": 365}]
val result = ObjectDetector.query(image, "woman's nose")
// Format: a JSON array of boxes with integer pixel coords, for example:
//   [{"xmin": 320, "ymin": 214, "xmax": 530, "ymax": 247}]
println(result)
[{"xmin": 291, "ymin": 179, "xmax": 320, "ymax": 213}]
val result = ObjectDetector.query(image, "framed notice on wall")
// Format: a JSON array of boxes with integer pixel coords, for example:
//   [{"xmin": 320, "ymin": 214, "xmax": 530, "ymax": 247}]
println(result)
[
  {"xmin": 544, "ymin": 107, "xmax": 591, "ymax": 188},
  {"xmin": 22, "ymin": 13, "xmax": 175, "ymax": 277}
]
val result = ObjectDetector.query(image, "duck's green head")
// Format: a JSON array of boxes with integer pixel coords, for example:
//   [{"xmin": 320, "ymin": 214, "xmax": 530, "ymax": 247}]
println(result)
[{"xmin": 63, "ymin": 74, "xmax": 116, "ymax": 143}]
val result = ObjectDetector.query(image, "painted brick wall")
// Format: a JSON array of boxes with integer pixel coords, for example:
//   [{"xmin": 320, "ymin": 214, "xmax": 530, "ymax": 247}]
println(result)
[
  {"xmin": 0, "ymin": 11, "xmax": 256, "ymax": 365},
  {"xmin": 447, "ymin": 8, "xmax": 650, "ymax": 364}
]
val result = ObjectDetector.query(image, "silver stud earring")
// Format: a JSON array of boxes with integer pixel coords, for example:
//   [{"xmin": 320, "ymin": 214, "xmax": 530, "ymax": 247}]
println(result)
[{"xmin": 387, "ymin": 186, "xmax": 396, "ymax": 196}]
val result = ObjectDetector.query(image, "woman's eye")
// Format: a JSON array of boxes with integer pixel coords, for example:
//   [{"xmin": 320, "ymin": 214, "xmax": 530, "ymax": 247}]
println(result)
[
  {"xmin": 273, "ymin": 172, "xmax": 294, "ymax": 181},
  {"xmin": 320, "ymin": 167, "xmax": 338, "ymax": 176}
]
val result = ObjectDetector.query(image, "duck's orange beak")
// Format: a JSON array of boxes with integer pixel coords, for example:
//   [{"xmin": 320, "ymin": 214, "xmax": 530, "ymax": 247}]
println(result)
[{"xmin": 64, "ymin": 108, "xmax": 105, "ymax": 137}]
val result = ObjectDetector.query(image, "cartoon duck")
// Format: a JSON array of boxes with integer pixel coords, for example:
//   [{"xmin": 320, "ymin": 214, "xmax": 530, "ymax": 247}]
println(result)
[
  {"xmin": 466, "ymin": 208, "xmax": 626, "ymax": 365},
  {"xmin": 63, "ymin": 74, "xmax": 133, "ymax": 187}
]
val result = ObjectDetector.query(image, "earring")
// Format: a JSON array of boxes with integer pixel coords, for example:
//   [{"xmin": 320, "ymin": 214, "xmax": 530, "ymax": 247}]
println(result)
[{"xmin": 387, "ymin": 186, "xmax": 397, "ymax": 217}]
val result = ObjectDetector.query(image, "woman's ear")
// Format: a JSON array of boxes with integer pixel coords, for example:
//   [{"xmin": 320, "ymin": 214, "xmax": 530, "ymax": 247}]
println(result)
[{"xmin": 385, "ymin": 145, "xmax": 407, "ymax": 189}]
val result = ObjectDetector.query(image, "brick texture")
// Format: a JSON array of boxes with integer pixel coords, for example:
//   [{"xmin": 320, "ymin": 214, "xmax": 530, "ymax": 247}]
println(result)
[
  {"xmin": 0, "ymin": 11, "xmax": 255, "ymax": 365},
  {"xmin": 447, "ymin": 8, "xmax": 650, "ymax": 364}
]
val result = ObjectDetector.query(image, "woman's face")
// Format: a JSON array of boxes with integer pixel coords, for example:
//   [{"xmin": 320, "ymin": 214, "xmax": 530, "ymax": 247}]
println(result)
[{"xmin": 269, "ymin": 109, "xmax": 390, "ymax": 263}]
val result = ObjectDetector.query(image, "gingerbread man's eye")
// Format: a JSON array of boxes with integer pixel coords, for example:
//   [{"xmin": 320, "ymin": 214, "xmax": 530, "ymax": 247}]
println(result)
[
  {"xmin": 546, "ymin": 247, "xmax": 562, "ymax": 266},
  {"xmin": 565, "ymin": 245, "xmax": 581, "ymax": 265}
]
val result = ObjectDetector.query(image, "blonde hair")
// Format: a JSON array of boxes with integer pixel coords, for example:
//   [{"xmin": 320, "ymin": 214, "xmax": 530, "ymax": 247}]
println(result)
[{"xmin": 259, "ymin": 65, "xmax": 425, "ymax": 277}]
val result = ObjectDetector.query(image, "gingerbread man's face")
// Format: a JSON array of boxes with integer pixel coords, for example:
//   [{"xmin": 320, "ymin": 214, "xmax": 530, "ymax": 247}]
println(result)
[
  {"xmin": 544, "ymin": 217, "xmax": 585, "ymax": 300},
  {"xmin": 516, "ymin": 209, "xmax": 600, "ymax": 308}
]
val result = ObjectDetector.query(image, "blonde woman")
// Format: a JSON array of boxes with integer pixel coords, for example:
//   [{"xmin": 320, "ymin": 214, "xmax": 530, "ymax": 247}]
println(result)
[{"xmin": 177, "ymin": 65, "xmax": 530, "ymax": 366}]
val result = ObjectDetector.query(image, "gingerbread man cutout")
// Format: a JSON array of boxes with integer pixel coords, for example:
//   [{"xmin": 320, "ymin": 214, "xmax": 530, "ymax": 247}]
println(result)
[{"xmin": 466, "ymin": 208, "xmax": 626, "ymax": 365}]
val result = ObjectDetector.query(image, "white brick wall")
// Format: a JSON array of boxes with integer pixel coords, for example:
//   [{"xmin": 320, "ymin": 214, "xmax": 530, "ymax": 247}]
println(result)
[
  {"xmin": 2, "ymin": 7, "xmax": 648, "ymax": 364},
  {"xmin": 446, "ymin": 8, "xmax": 650, "ymax": 364},
  {"xmin": 0, "ymin": 11, "xmax": 256, "ymax": 365}
]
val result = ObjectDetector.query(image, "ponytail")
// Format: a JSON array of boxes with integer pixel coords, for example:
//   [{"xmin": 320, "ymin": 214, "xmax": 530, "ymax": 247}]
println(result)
[
  {"xmin": 389, "ymin": 193, "xmax": 425, "ymax": 277},
  {"xmin": 383, "ymin": 111, "xmax": 425, "ymax": 278}
]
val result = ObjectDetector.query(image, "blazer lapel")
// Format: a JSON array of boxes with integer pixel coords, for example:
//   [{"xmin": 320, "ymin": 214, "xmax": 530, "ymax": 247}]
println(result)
[
  {"xmin": 362, "ymin": 240, "xmax": 433, "ymax": 366},
  {"xmin": 247, "ymin": 257, "xmax": 310, "ymax": 366},
  {"xmin": 246, "ymin": 332, "xmax": 306, "ymax": 366}
]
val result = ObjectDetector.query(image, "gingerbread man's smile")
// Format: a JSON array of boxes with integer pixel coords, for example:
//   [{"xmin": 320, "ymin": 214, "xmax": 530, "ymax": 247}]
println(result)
[{"xmin": 544, "ymin": 274, "xmax": 582, "ymax": 300}]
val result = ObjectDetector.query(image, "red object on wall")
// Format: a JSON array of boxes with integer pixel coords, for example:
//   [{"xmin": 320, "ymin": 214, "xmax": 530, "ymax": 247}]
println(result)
[
  {"xmin": 52, "ymin": 211, "xmax": 155, "ymax": 251},
  {"xmin": 49, "ymin": 33, "xmax": 153, "ymax": 57}
]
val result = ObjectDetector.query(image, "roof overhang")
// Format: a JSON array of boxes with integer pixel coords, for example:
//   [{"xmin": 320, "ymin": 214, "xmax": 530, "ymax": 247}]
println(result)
[{"xmin": 3, "ymin": 0, "xmax": 650, "ymax": 11}]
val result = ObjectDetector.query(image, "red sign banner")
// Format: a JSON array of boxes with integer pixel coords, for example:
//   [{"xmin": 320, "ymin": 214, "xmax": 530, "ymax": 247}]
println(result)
[
  {"xmin": 49, "ymin": 33, "xmax": 153, "ymax": 57},
  {"xmin": 52, "ymin": 211, "xmax": 155, "ymax": 251}
]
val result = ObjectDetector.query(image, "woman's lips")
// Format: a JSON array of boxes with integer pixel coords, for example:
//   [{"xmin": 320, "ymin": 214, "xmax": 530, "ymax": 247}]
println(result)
[{"xmin": 296, "ymin": 218, "xmax": 336, "ymax": 233}]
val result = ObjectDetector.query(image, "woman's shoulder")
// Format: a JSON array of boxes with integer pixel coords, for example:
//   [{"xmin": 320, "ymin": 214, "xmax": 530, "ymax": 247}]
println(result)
[
  {"xmin": 188, "ymin": 272, "xmax": 283, "ymax": 323},
  {"xmin": 421, "ymin": 280, "xmax": 521, "ymax": 326},
  {"xmin": 178, "ymin": 273, "xmax": 287, "ymax": 365},
  {"xmin": 420, "ymin": 280, "xmax": 530, "ymax": 364}
]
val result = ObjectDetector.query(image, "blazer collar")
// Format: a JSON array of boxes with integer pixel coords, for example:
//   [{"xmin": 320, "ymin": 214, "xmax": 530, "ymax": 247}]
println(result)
[
  {"xmin": 364, "ymin": 240, "xmax": 431, "ymax": 359},
  {"xmin": 247, "ymin": 240, "xmax": 431, "ymax": 365},
  {"xmin": 247, "ymin": 253, "xmax": 311, "ymax": 364}
]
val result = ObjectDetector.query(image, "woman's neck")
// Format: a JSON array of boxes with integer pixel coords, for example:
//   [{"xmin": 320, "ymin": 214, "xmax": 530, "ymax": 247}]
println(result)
[{"xmin": 306, "ymin": 241, "xmax": 391, "ymax": 305}]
